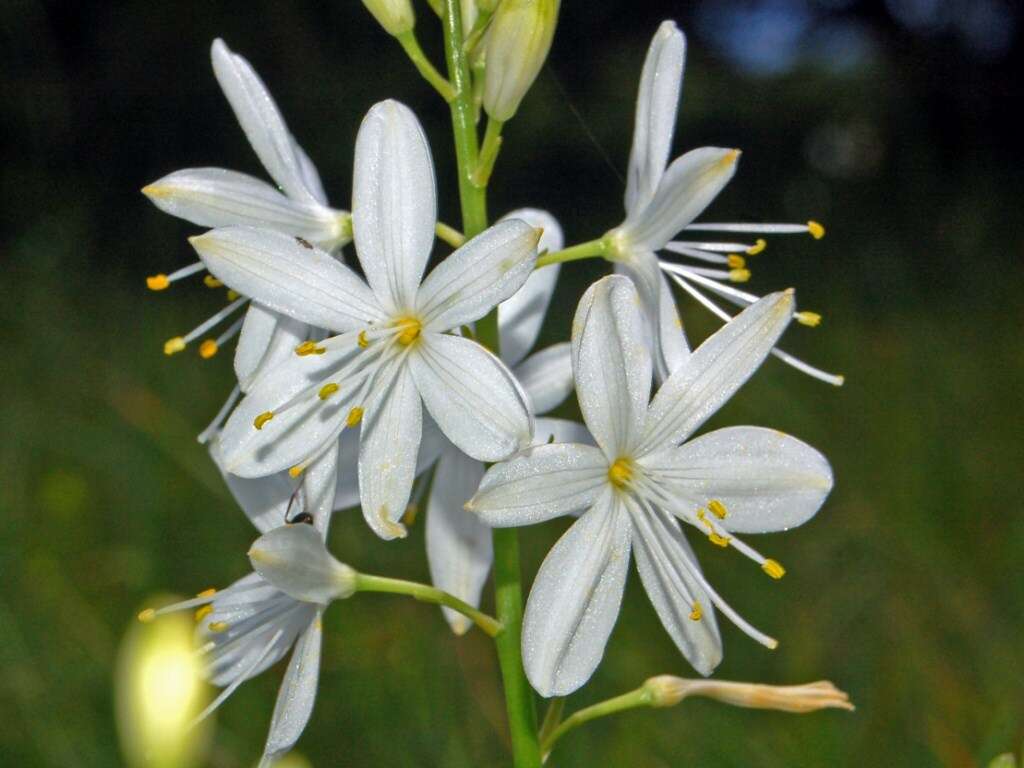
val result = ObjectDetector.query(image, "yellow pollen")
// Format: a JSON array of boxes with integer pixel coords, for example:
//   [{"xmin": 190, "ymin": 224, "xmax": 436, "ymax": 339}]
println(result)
[
  {"xmin": 253, "ymin": 411, "xmax": 274, "ymax": 430},
  {"xmin": 199, "ymin": 339, "xmax": 218, "ymax": 359},
  {"xmin": 689, "ymin": 602, "xmax": 702, "ymax": 621},
  {"xmin": 394, "ymin": 317, "xmax": 422, "ymax": 346},
  {"xmin": 346, "ymin": 407, "xmax": 365, "ymax": 428},
  {"xmin": 608, "ymin": 457, "xmax": 634, "ymax": 488},
  {"xmin": 729, "ymin": 268, "xmax": 751, "ymax": 283},
  {"xmin": 709, "ymin": 533, "xmax": 731, "ymax": 548},
  {"xmin": 203, "ymin": 275, "xmax": 223, "ymax": 288},
  {"xmin": 726, "ymin": 254, "xmax": 746, "ymax": 269},
  {"xmin": 318, "ymin": 383, "xmax": 339, "ymax": 400},
  {"xmin": 226, "ymin": 290, "xmax": 240, "ymax": 301},
  {"xmin": 762, "ymin": 559, "xmax": 786, "ymax": 580},
  {"xmin": 796, "ymin": 311, "xmax": 822, "ymax": 327},
  {"xmin": 146, "ymin": 274, "xmax": 170, "ymax": 291},
  {"xmin": 208, "ymin": 621, "xmax": 229, "ymax": 633},
  {"xmin": 358, "ymin": 330, "xmax": 369, "ymax": 349},
  {"xmin": 137, "ymin": 608, "xmax": 156, "ymax": 623},
  {"xmin": 194, "ymin": 605, "xmax": 213, "ymax": 622},
  {"xmin": 295, "ymin": 340, "xmax": 327, "ymax": 356},
  {"xmin": 807, "ymin": 220, "xmax": 826, "ymax": 239},
  {"xmin": 708, "ymin": 500, "xmax": 728, "ymax": 519},
  {"xmin": 141, "ymin": 184, "xmax": 169, "ymax": 198},
  {"xmin": 289, "ymin": 465, "xmax": 304, "ymax": 478},
  {"xmin": 746, "ymin": 238, "xmax": 767, "ymax": 255},
  {"xmin": 196, "ymin": 588, "xmax": 216, "ymax": 598},
  {"xmin": 163, "ymin": 336, "xmax": 186, "ymax": 356}
]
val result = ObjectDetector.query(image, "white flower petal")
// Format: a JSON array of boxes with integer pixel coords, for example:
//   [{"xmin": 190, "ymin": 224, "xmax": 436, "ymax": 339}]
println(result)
[
  {"xmin": 191, "ymin": 226, "xmax": 383, "ymax": 333},
  {"xmin": 358, "ymin": 364, "xmax": 421, "ymax": 540},
  {"xmin": 571, "ymin": 275, "xmax": 652, "ymax": 458},
  {"xmin": 331, "ymin": 429, "xmax": 362, "ymax": 511},
  {"xmin": 613, "ymin": 251, "xmax": 679, "ymax": 382},
  {"xmin": 303, "ymin": 441, "xmax": 340, "ymax": 535},
  {"xmin": 522, "ymin": 491, "xmax": 632, "ymax": 697},
  {"xmin": 352, "ymin": 100, "xmax": 437, "ymax": 313},
  {"xmin": 624, "ymin": 21, "xmax": 686, "ymax": 216},
  {"xmin": 142, "ymin": 168, "xmax": 342, "ymax": 245},
  {"xmin": 640, "ymin": 290, "xmax": 794, "ymax": 453},
  {"xmin": 417, "ymin": 219, "xmax": 539, "ymax": 331},
  {"xmin": 532, "ymin": 417, "xmax": 594, "ymax": 447},
  {"xmin": 625, "ymin": 497, "xmax": 722, "ymax": 676},
  {"xmin": 514, "ymin": 343, "xmax": 573, "ymax": 415},
  {"xmin": 249, "ymin": 524, "xmax": 354, "ymax": 604},
  {"xmin": 235, "ymin": 304, "xmax": 310, "ymax": 392},
  {"xmin": 469, "ymin": 442, "xmax": 607, "ymax": 527},
  {"xmin": 426, "ymin": 446, "xmax": 492, "ymax": 634},
  {"xmin": 410, "ymin": 334, "xmax": 533, "ymax": 462},
  {"xmin": 209, "ymin": 436, "xmax": 295, "ymax": 534},
  {"xmin": 259, "ymin": 612, "xmax": 323, "ymax": 767},
  {"xmin": 293, "ymin": 142, "xmax": 329, "ymax": 206},
  {"xmin": 643, "ymin": 426, "xmax": 833, "ymax": 533},
  {"xmin": 623, "ymin": 146, "xmax": 739, "ymax": 250},
  {"xmin": 211, "ymin": 39, "xmax": 318, "ymax": 204},
  {"xmin": 657, "ymin": 271, "xmax": 691, "ymax": 376},
  {"xmin": 498, "ymin": 208, "xmax": 564, "ymax": 366}
]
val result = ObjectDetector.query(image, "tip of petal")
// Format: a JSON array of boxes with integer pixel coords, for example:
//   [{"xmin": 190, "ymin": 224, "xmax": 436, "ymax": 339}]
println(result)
[
  {"xmin": 722, "ymin": 149, "xmax": 742, "ymax": 167},
  {"xmin": 141, "ymin": 184, "xmax": 168, "ymax": 199}
]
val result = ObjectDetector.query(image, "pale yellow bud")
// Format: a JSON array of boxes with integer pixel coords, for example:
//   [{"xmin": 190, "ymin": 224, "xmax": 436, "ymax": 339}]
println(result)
[
  {"xmin": 362, "ymin": 0, "xmax": 415, "ymax": 36},
  {"xmin": 482, "ymin": 0, "xmax": 560, "ymax": 121},
  {"xmin": 642, "ymin": 676, "xmax": 854, "ymax": 713}
]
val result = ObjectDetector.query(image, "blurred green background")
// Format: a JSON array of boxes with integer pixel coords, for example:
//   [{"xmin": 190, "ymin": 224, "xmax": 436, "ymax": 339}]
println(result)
[{"xmin": 2, "ymin": 0, "xmax": 1023, "ymax": 766}]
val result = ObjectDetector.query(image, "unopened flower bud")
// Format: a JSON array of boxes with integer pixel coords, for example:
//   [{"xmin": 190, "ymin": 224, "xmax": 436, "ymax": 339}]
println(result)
[
  {"xmin": 248, "ymin": 524, "xmax": 358, "ymax": 604},
  {"xmin": 642, "ymin": 676, "xmax": 854, "ymax": 713},
  {"xmin": 482, "ymin": 0, "xmax": 560, "ymax": 121},
  {"xmin": 361, "ymin": 0, "xmax": 415, "ymax": 36}
]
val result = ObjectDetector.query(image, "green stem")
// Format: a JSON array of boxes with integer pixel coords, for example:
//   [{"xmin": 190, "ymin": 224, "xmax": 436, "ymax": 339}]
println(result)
[
  {"xmin": 472, "ymin": 117, "xmax": 504, "ymax": 188},
  {"xmin": 535, "ymin": 237, "xmax": 609, "ymax": 269},
  {"xmin": 354, "ymin": 573, "xmax": 503, "ymax": 637},
  {"xmin": 397, "ymin": 31, "xmax": 457, "ymax": 102},
  {"xmin": 537, "ymin": 697, "xmax": 566, "ymax": 746},
  {"xmin": 540, "ymin": 687, "xmax": 653, "ymax": 757}
]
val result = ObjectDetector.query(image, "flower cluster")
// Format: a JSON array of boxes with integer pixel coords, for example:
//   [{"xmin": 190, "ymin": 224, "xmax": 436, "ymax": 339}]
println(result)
[{"xmin": 139, "ymin": 15, "xmax": 841, "ymax": 766}]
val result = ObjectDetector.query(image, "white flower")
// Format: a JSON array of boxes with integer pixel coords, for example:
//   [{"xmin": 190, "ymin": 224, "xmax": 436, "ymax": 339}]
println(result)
[
  {"xmin": 468, "ymin": 275, "xmax": 833, "ymax": 696},
  {"xmin": 143, "ymin": 39, "xmax": 351, "ymax": 394},
  {"xmin": 427, "ymin": 209, "xmax": 584, "ymax": 633},
  {"xmin": 605, "ymin": 21, "xmax": 841, "ymax": 385},
  {"xmin": 190, "ymin": 99, "xmax": 539, "ymax": 541},
  {"xmin": 141, "ymin": 445, "xmax": 340, "ymax": 767}
]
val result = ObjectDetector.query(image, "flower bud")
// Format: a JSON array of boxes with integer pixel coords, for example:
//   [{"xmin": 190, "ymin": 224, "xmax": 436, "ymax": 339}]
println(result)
[
  {"xmin": 248, "ymin": 524, "xmax": 358, "ymax": 604},
  {"xmin": 361, "ymin": 0, "xmax": 415, "ymax": 36},
  {"xmin": 642, "ymin": 676, "xmax": 854, "ymax": 713},
  {"xmin": 482, "ymin": 0, "xmax": 560, "ymax": 121}
]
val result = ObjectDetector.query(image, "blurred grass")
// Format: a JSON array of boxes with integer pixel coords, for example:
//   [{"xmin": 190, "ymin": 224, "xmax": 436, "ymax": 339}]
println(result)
[{"xmin": 2, "ymin": 1, "xmax": 1023, "ymax": 766}]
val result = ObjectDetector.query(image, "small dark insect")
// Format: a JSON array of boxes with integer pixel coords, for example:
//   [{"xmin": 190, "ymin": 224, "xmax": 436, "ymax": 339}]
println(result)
[
  {"xmin": 283, "ymin": 484, "xmax": 313, "ymax": 525},
  {"xmin": 294, "ymin": 236, "xmax": 313, "ymax": 250}
]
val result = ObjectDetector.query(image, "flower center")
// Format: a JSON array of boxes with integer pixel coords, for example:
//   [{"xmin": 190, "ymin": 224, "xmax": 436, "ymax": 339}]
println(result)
[
  {"xmin": 608, "ymin": 457, "xmax": 634, "ymax": 489},
  {"xmin": 393, "ymin": 316, "xmax": 422, "ymax": 346}
]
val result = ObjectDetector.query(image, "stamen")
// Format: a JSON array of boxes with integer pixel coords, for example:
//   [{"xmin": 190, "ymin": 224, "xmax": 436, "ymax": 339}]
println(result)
[
  {"xmin": 708, "ymin": 500, "xmax": 728, "ymax": 519},
  {"xmin": 289, "ymin": 466, "xmax": 304, "ymax": 478},
  {"xmin": 208, "ymin": 621, "xmax": 229, "ymax": 633},
  {"xmin": 796, "ymin": 311, "xmax": 821, "ymax": 327},
  {"xmin": 709, "ymin": 533, "xmax": 731, "ymax": 548},
  {"xmin": 194, "ymin": 605, "xmax": 213, "ymax": 622},
  {"xmin": 163, "ymin": 336, "xmax": 186, "ymax": 356},
  {"xmin": 253, "ymin": 411, "xmax": 274, "ymax": 430},
  {"xmin": 165, "ymin": 296, "xmax": 249, "ymax": 357},
  {"xmin": 762, "ymin": 559, "xmax": 786, "ymax": 580},
  {"xmin": 394, "ymin": 317, "xmax": 422, "ymax": 346},
  {"xmin": 295, "ymin": 340, "xmax": 327, "ymax": 356},
  {"xmin": 146, "ymin": 262, "xmax": 205, "ymax": 291},
  {"xmin": 138, "ymin": 608, "xmax": 156, "ymax": 623},
  {"xmin": 746, "ymin": 239, "xmax": 767, "ymax": 255},
  {"xmin": 198, "ymin": 385, "xmax": 240, "ymax": 445},
  {"xmin": 608, "ymin": 457, "xmax": 634, "ymax": 488},
  {"xmin": 147, "ymin": 274, "xmax": 170, "ymax": 291},
  {"xmin": 689, "ymin": 602, "xmax": 702, "ymax": 621},
  {"xmin": 728, "ymin": 268, "xmax": 751, "ymax": 283},
  {"xmin": 203, "ymin": 275, "xmax": 223, "ymax": 288},
  {"xmin": 196, "ymin": 588, "xmax": 216, "ymax": 598},
  {"xmin": 806, "ymin": 220, "xmax": 826, "ymax": 239},
  {"xmin": 226, "ymin": 290, "xmax": 240, "ymax": 301},
  {"xmin": 318, "ymin": 383, "xmax": 339, "ymax": 400},
  {"xmin": 358, "ymin": 330, "xmax": 369, "ymax": 349},
  {"xmin": 726, "ymin": 255, "xmax": 746, "ymax": 269},
  {"xmin": 199, "ymin": 339, "xmax": 218, "ymax": 359},
  {"xmin": 202, "ymin": 316, "xmax": 244, "ymax": 358},
  {"xmin": 346, "ymin": 407, "xmax": 365, "ymax": 427}
]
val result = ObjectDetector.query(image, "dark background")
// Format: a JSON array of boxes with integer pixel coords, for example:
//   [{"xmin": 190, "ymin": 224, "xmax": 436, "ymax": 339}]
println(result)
[{"xmin": 2, "ymin": 1, "xmax": 1023, "ymax": 766}]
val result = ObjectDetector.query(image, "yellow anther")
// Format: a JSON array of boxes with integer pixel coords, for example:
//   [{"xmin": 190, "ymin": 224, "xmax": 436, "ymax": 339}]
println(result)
[
  {"xmin": 394, "ymin": 317, "xmax": 422, "ymax": 346},
  {"xmin": 727, "ymin": 254, "xmax": 746, "ymax": 269},
  {"xmin": 226, "ymin": 290, "xmax": 240, "ymax": 301},
  {"xmin": 208, "ymin": 621, "xmax": 229, "ymax": 633},
  {"xmin": 796, "ymin": 311, "xmax": 822, "ymax": 327},
  {"xmin": 729, "ymin": 268, "xmax": 751, "ymax": 283},
  {"xmin": 689, "ymin": 602, "xmax": 702, "ymax": 621},
  {"xmin": 199, "ymin": 339, "xmax": 218, "ymax": 359},
  {"xmin": 708, "ymin": 500, "xmax": 728, "ymax": 519},
  {"xmin": 607, "ymin": 457, "xmax": 634, "ymax": 488},
  {"xmin": 163, "ymin": 336, "xmax": 186, "ymax": 356},
  {"xmin": 318, "ymin": 383, "xmax": 339, "ymax": 400},
  {"xmin": 295, "ymin": 340, "xmax": 326, "ymax": 356},
  {"xmin": 146, "ymin": 274, "xmax": 170, "ymax": 291},
  {"xmin": 288, "ymin": 465, "xmax": 304, "ymax": 478},
  {"xmin": 137, "ymin": 608, "xmax": 156, "ymax": 623},
  {"xmin": 194, "ymin": 605, "xmax": 213, "ymax": 622},
  {"xmin": 203, "ymin": 275, "xmax": 223, "ymax": 288},
  {"xmin": 746, "ymin": 238, "xmax": 767, "ymax": 255},
  {"xmin": 253, "ymin": 411, "xmax": 274, "ymax": 430},
  {"xmin": 346, "ymin": 407, "xmax": 365, "ymax": 428},
  {"xmin": 401, "ymin": 504, "xmax": 420, "ymax": 526},
  {"xmin": 196, "ymin": 588, "xmax": 216, "ymax": 598},
  {"xmin": 358, "ymin": 330, "xmax": 369, "ymax": 349},
  {"xmin": 807, "ymin": 220, "xmax": 826, "ymax": 239},
  {"xmin": 762, "ymin": 559, "xmax": 786, "ymax": 580},
  {"xmin": 709, "ymin": 533, "xmax": 731, "ymax": 548}
]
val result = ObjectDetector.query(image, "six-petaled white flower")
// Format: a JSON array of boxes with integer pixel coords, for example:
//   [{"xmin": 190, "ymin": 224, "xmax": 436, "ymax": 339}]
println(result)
[
  {"xmin": 605, "ymin": 21, "xmax": 842, "ymax": 385},
  {"xmin": 191, "ymin": 99, "xmax": 540, "ymax": 540},
  {"xmin": 468, "ymin": 275, "xmax": 833, "ymax": 696}
]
